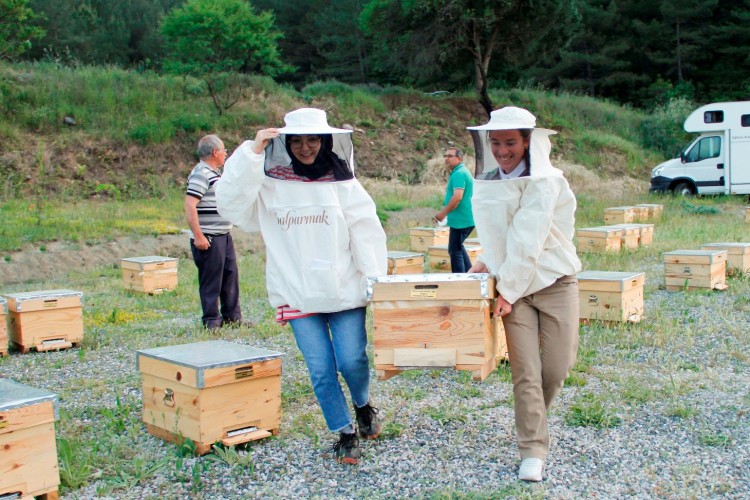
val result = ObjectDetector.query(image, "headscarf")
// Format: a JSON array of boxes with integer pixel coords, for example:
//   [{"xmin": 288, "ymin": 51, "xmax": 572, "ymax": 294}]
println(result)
[{"xmin": 284, "ymin": 134, "xmax": 353, "ymax": 181}]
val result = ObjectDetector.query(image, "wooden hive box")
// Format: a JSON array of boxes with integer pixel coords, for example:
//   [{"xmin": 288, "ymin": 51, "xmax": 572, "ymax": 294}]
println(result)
[
  {"xmin": 0, "ymin": 297, "xmax": 7, "ymax": 357},
  {"xmin": 122, "ymin": 256, "xmax": 179, "ymax": 294},
  {"xmin": 0, "ymin": 379, "xmax": 60, "ymax": 500},
  {"xmin": 604, "ymin": 206, "xmax": 635, "ymax": 224},
  {"xmin": 635, "ymin": 203, "xmax": 663, "ymax": 220},
  {"xmin": 137, "ymin": 340, "xmax": 283, "ymax": 455},
  {"xmin": 611, "ymin": 223, "xmax": 655, "ymax": 247},
  {"xmin": 3, "ymin": 290, "xmax": 84, "ymax": 353},
  {"xmin": 576, "ymin": 226, "xmax": 624, "ymax": 253},
  {"xmin": 427, "ymin": 245, "xmax": 483, "ymax": 271},
  {"xmin": 630, "ymin": 206, "xmax": 649, "ymax": 222},
  {"xmin": 367, "ymin": 273, "xmax": 507, "ymax": 382},
  {"xmin": 577, "ymin": 271, "xmax": 645, "ymax": 323},
  {"xmin": 410, "ymin": 226, "xmax": 449, "ymax": 252},
  {"xmin": 387, "ymin": 251, "xmax": 425, "ymax": 275},
  {"xmin": 699, "ymin": 243, "xmax": 750, "ymax": 275},
  {"xmin": 663, "ymin": 250, "xmax": 728, "ymax": 291}
]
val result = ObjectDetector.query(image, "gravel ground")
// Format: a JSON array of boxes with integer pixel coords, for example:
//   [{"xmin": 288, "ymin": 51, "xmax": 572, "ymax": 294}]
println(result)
[{"xmin": 2, "ymin": 273, "xmax": 749, "ymax": 500}]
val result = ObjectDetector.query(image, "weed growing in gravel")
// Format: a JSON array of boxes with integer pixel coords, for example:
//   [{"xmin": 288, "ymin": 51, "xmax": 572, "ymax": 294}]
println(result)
[
  {"xmin": 381, "ymin": 421, "xmax": 407, "ymax": 438},
  {"xmin": 565, "ymin": 393, "xmax": 622, "ymax": 428},
  {"xmin": 58, "ymin": 436, "xmax": 95, "ymax": 489},
  {"xmin": 698, "ymin": 431, "xmax": 732, "ymax": 447},
  {"xmin": 205, "ymin": 444, "xmax": 255, "ymax": 470},
  {"xmin": 426, "ymin": 405, "xmax": 469, "ymax": 425}
]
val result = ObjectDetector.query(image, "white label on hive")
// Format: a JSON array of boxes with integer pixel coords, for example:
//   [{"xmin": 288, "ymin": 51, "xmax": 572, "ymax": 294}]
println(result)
[{"xmin": 410, "ymin": 289, "xmax": 437, "ymax": 298}]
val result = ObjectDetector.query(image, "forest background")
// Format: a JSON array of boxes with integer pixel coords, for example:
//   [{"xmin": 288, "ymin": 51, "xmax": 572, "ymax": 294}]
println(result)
[{"xmin": 1, "ymin": 0, "xmax": 749, "ymax": 208}]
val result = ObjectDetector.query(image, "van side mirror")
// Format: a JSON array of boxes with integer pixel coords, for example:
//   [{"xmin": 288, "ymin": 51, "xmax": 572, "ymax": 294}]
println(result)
[{"xmin": 680, "ymin": 151, "xmax": 686, "ymax": 163}]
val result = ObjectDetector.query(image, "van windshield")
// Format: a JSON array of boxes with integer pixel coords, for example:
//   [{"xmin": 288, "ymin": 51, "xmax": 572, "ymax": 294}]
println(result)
[{"xmin": 685, "ymin": 136, "xmax": 721, "ymax": 162}]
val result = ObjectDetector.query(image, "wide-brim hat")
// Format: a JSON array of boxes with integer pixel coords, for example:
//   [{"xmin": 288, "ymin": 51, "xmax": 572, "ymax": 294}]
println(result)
[
  {"xmin": 467, "ymin": 106, "xmax": 556, "ymax": 135},
  {"xmin": 277, "ymin": 108, "xmax": 352, "ymax": 135}
]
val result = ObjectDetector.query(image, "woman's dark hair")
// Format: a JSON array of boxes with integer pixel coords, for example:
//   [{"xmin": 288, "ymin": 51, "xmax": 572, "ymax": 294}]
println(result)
[
  {"xmin": 284, "ymin": 134, "xmax": 353, "ymax": 180},
  {"xmin": 520, "ymin": 129, "xmax": 532, "ymax": 169}
]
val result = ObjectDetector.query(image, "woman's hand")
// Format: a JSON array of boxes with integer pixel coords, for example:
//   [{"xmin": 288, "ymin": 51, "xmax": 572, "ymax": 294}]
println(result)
[
  {"xmin": 495, "ymin": 295, "xmax": 512, "ymax": 317},
  {"xmin": 467, "ymin": 261, "xmax": 488, "ymax": 273},
  {"xmin": 251, "ymin": 128, "xmax": 280, "ymax": 154}
]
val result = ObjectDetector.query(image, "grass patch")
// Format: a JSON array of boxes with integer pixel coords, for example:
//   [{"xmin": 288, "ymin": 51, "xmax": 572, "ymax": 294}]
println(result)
[{"xmin": 565, "ymin": 393, "xmax": 622, "ymax": 428}]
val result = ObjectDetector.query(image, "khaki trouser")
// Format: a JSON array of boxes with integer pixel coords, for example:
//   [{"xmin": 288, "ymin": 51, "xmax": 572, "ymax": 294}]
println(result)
[{"xmin": 503, "ymin": 275, "xmax": 579, "ymax": 460}]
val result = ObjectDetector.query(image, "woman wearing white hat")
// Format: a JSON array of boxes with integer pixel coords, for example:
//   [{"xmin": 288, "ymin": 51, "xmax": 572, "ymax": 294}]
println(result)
[
  {"xmin": 467, "ymin": 107, "xmax": 581, "ymax": 482},
  {"xmin": 216, "ymin": 108, "xmax": 387, "ymax": 465}
]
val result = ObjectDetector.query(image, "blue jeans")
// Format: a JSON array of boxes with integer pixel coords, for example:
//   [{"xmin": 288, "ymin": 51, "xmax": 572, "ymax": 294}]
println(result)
[
  {"xmin": 289, "ymin": 307, "xmax": 370, "ymax": 432},
  {"xmin": 449, "ymin": 226, "xmax": 474, "ymax": 273}
]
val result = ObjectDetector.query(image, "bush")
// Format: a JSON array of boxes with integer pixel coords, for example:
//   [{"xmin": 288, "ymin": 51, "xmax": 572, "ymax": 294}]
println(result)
[{"xmin": 640, "ymin": 97, "xmax": 695, "ymax": 158}]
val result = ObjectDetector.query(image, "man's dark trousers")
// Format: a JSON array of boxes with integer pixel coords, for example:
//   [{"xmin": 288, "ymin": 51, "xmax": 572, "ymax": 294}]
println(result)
[
  {"xmin": 190, "ymin": 233, "xmax": 241, "ymax": 328},
  {"xmin": 448, "ymin": 226, "xmax": 474, "ymax": 273}
]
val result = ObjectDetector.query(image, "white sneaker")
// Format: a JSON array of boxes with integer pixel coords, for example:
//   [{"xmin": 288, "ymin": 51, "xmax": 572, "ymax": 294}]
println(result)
[{"xmin": 518, "ymin": 457, "xmax": 544, "ymax": 482}]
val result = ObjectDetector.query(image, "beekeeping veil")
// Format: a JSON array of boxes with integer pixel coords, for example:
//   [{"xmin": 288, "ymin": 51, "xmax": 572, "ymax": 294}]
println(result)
[
  {"xmin": 467, "ymin": 107, "xmax": 558, "ymax": 179},
  {"xmin": 264, "ymin": 108, "xmax": 355, "ymax": 180}
]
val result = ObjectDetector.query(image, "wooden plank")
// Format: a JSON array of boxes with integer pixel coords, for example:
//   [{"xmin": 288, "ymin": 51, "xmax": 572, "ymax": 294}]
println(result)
[
  {"xmin": 0, "ymin": 422, "xmax": 60, "ymax": 496},
  {"xmin": 371, "ymin": 281, "xmax": 495, "ymax": 301},
  {"xmin": 663, "ymin": 250, "xmax": 728, "ymax": 265},
  {"xmin": 221, "ymin": 429, "xmax": 272, "ymax": 447},
  {"xmin": 202, "ymin": 358, "xmax": 282, "ymax": 388},
  {"xmin": 138, "ymin": 356, "xmax": 199, "ymax": 388},
  {"xmin": 0, "ymin": 401, "xmax": 55, "ymax": 435},
  {"xmin": 393, "ymin": 348, "xmax": 456, "ymax": 367},
  {"xmin": 664, "ymin": 262, "xmax": 726, "ymax": 279}
]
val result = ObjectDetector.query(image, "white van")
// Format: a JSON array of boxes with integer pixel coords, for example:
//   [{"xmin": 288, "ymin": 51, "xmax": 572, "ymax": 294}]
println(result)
[{"xmin": 649, "ymin": 101, "xmax": 750, "ymax": 195}]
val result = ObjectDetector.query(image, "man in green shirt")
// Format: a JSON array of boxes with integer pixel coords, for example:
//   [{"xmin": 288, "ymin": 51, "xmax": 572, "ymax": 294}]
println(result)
[{"xmin": 434, "ymin": 147, "xmax": 475, "ymax": 272}]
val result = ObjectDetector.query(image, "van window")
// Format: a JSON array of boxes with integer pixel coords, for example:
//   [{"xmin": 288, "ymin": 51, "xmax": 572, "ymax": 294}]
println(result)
[
  {"xmin": 742, "ymin": 115, "xmax": 750, "ymax": 127},
  {"xmin": 685, "ymin": 136, "xmax": 721, "ymax": 163},
  {"xmin": 704, "ymin": 110, "xmax": 724, "ymax": 123}
]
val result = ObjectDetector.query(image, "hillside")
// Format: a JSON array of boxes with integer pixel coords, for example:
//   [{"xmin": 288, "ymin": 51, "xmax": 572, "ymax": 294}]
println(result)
[{"xmin": 0, "ymin": 62, "xmax": 684, "ymax": 200}]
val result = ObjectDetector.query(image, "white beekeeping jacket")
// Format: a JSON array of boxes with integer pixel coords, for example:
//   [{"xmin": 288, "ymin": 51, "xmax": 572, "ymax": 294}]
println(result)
[
  {"xmin": 469, "ymin": 128, "xmax": 581, "ymax": 304},
  {"xmin": 216, "ymin": 133, "xmax": 387, "ymax": 313}
]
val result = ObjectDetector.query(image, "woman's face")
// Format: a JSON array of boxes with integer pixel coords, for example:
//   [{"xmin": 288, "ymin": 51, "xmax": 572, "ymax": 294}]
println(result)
[
  {"xmin": 489, "ymin": 129, "xmax": 529, "ymax": 174},
  {"xmin": 288, "ymin": 135, "xmax": 321, "ymax": 165}
]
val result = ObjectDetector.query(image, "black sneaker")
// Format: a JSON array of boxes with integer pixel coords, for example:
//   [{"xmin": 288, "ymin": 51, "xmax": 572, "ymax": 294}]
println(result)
[
  {"xmin": 354, "ymin": 402, "xmax": 382, "ymax": 440},
  {"xmin": 332, "ymin": 432, "xmax": 360, "ymax": 465}
]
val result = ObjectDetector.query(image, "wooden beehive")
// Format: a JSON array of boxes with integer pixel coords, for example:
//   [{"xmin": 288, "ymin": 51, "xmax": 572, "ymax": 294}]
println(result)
[
  {"xmin": 3, "ymin": 290, "xmax": 84, "ymax": 353},
  {"xmin": 577, "ymin": 271, "xmax": 645, "ymax": 323},
  {"xmin": 0, "ymin": 297, "xmax": 7, "ymax": 357},
  {"xmin": 630, "ymin": 206, "xmax": 649, "ymax": 222},
  {"xmin": 611, "ymin": 223, "xmax": 655, "ymax": 248},
  {"xmin": 121, "ymin": 256, "xmax": 179, "ymax": 294},
  {"xmin": 663, "ymin": 250, "xmax": 728, "ymax": 291},
  {"xmin": 367, "ymin": 273, "xmax": 507, "ymax": 382},
  {"xmin": 604, "ymin": 206, "xmax": 635, "ymax": 224},
  {"xmin": 410, "ymin": 226, "xmax": 449, "ymax": 252},
  {"xmin": 427, "ymin": 245, "xmax": 484, "ymax": 270},
  {"xmin": 387, "ymin": 251, "xmax": 425, "ymax": 275},
  {"xmin": 0, "ymin": 379, "xmax": 60, "ymax": 500},
  {"xmin": 576, "ymin": 226, "xmax": 624, "ymax": 253},
  {"xmin": 635, "ymin": 203, "xmax": 664, "ymax": 220},
  {"xmin": 137, "ymin": 340, "xmax": 283, "ymax": 455},
  {"xmin": 699, "ymin": 243, "xmax": 750, "ymax": 275}
]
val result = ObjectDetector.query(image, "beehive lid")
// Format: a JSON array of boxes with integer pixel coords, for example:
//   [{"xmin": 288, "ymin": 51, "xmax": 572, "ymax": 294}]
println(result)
[
  {"xmin": 387, "ymin": 251, "xmax": 423, "ymax": 260},
  {"xmin": 3, "ymin": 289, "xmax": 83, "ymax": 311},
  {"xmin": 700, "ymin": 242, "xmax": 750, "ymax": 255},
  {"xmin": 122, "ymin": 256, "xmax": 178, "ymax": 265},
  {"xmin": 663, "ymin": 249, "xmax": 727, "ymax": 264},
  {"xmin": 577, "ymin": 271, "xmax": 645, "ymax": 291},
  {"xmin": 0, "ymin": 379, "xmax": 59, "ymax": 418},
  {"xmin": 577, "ymin": 226, "xmax": 625, "ymax": 236},
  {"xmin": 410, "ymin": 226, "xmax": 449, "ymax": 234},
  {"xmin": 137, "ymin": 341, "xmax": 283, "ymax": 386},
  {"xmin": 605, "ymin": 206, "xmax": 634, "ymax": 212},
  {"xmin": 367, "ymin": 272, "xmax": 496, "ymax": 301}
]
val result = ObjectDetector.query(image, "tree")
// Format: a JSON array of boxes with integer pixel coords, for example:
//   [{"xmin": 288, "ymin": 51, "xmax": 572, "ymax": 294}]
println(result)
[
  {"xmin": 161, "ymin": 0, "xmax": 290, "ymax": 113},
  {"xmin": 0, "ymin": 0, "xmax": 45, "ymax": 59},
  {"xmin": 362, "ymin": 0, "xmax": 580, "ymax": 116}
]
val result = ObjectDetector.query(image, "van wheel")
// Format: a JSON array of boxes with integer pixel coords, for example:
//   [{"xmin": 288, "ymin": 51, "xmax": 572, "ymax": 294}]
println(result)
[{"xmin": 672, "ymin": 182, "xmax": 694, "ymax": 196}]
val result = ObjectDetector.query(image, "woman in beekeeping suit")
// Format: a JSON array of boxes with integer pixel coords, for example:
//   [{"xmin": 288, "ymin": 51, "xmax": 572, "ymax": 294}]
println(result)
[
  {"xmin": 467, "ymin": 107, "xmax": 581, "ymax": 482},
  {"xmin": 216, "ymin": 108, "xmax": 387, "ymax": 465}
]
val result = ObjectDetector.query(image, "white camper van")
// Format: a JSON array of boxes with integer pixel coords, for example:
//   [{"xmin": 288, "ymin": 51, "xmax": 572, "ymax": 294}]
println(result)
[{"xmin": 650, "ymin": 101, "xmax": 750, "ymax": 196}]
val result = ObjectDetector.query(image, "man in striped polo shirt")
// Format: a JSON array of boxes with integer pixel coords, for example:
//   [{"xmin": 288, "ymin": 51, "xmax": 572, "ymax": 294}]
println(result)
[{"xmin": 185, "ymin": 134, "xmax": 243, "ymax": 329}]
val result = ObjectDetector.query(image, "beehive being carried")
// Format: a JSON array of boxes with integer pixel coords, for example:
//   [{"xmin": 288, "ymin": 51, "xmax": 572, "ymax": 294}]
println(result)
[{"xmin": 367, "ymin": 273, "xmax": 506, "ymax": 382}]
